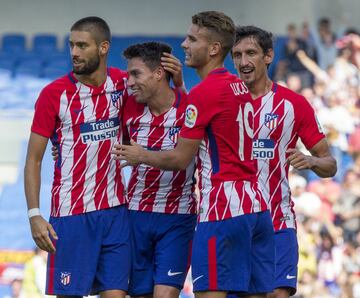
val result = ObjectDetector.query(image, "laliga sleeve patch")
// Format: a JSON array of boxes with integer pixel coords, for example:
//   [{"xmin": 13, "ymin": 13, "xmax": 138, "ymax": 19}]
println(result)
[{"xmin": 185, "ymin": 104, "xmax": 198, "ymax": 128}]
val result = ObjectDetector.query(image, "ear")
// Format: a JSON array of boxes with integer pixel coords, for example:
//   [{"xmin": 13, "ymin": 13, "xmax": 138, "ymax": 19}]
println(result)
[
  {"xmin": 209, "ymin": 41, "xmax": 221, "ymax": 57},
  {"xmin": 154, "ymin": 66, "xmax": 165, "ymax": 81},
  {"xmin": 99, "ymin": 41, "xmax": 110, "ymax": 56},
  {"xmin": 264, "ymin": 48, "xmax": 274, "ymax": 65}
]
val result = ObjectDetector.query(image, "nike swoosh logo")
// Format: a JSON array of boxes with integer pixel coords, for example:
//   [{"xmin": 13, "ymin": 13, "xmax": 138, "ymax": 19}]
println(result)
[
  {"xmin": 192, "ymin": 275, "xmax": 204, "ymax": 283},
  {"xmin": 130, "ymin": 128, "xmax": 143, "ymax": 133},
  {"xmin": 167, "ymin": 270, "xmax": 183, "ymax": 277},
  {"xmin": 286, "ymin": 274, "xmax": 296, "ymax": 279},
  {"xmin": 73, "ymin": 105, "xmax": 88, "ymax": 114}
]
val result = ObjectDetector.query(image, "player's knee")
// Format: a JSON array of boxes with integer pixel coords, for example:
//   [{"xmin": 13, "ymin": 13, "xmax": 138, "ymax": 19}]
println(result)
[
  {"xmin": 100, "ymin": 289, "xmax": 127, "ymax": 298},
  {"xmin": 153, "ymin": 285, "xmax": 180, "ymax": 298},
  {"xmin": 268, "ymin": 288, "xmax": 291, "ymax": 298}
]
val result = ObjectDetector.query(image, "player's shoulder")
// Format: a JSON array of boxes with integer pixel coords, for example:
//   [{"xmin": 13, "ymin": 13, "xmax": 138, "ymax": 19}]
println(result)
[
  {"xmin": 107, "ymin": 67, "xmax": 128, "ymax": 80},
  {"xmin": 40, "ymin": 73, "xmax": 73, "ymax": 97},
  {"xmin": 189, "ymin": 70, "xmax": 232, "ymax": 95}
]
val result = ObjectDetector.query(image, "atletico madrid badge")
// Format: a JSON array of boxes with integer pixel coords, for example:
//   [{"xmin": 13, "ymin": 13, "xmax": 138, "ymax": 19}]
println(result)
[
  {"xmin": 264, "ymin": 113, "xmax": 278, "ymax": 130},
  {"xmin": 60, "ymin": 272, "xmax": 71, "ymax": 286}
]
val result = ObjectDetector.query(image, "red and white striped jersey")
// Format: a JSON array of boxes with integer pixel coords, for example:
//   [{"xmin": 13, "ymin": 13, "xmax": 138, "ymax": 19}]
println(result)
[
  {"xmin": 252, "ymin": 83, "xmax": 325, "ymax": 230},
  {"xmin": 123, "ymin": 88, "xmax": 197, "ymax": 214},
  {"xmin": 180, "ymin": 68, "xmax": 267, "ymax": 222},
  {"xmin": 31, "ymin": 68, "xmax": 129, "ymax": 217}
]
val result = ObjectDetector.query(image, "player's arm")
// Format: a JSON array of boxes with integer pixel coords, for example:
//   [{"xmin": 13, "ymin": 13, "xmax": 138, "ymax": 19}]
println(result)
[
  {"xmin": 24, "ymin": 132, "xmax": 58, "ymax": 253},
  {"xmin": 113, "ymin": 136, "xmax": 201, "ymax": 171},
  {"xmin": 286, "ymin": 138, "xmax": 337, "ymax": 178}
]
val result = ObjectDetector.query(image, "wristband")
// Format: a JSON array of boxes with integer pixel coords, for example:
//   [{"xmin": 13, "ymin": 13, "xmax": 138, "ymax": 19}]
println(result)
[{"xmin": 28, "ymin": 208, "xmax": 41, "ymax": 219}]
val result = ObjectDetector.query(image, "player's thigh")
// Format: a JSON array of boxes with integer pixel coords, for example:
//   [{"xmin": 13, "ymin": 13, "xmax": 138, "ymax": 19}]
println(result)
[
  {"xmin": 154, "ymin": 213, "xmax": 196, "ymax": 289},
  {"xmin": 273, "ymin": 228, "xmax": 298, "ymax": 296},
  {"xmin": 94, "ymin": 206, "xmax": 131, "ymax": 294},
  {"xmin": 248, "ymin": 210, "xmax": 275, "ymax": 294},
  {"xmin": 128, "ymin": 211, "xmax": 157, "ymax": 296},
  {"xmin": 47, "ymin": 212, "xmax": 103, "ymax": 296},
  {"xmin": 191, "ymin": 215, "xmax": 259, "ymax": 293}
]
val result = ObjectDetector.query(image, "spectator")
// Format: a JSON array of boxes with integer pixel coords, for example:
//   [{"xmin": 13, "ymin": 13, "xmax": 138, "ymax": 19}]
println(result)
[
  {"xmin": 275, "ymin": 23, "xmax": 313, "ymax": 87},
  {"xmin": 20, "ymin": 248, "xmax": 49, "ymax": 298},
  {"xmin": 311, "ymin": 17, "xmax": 342, "ymax": 70},
  {"xmin": 333, "ymin": 168, "xmax": 360, "ymax": 243}
]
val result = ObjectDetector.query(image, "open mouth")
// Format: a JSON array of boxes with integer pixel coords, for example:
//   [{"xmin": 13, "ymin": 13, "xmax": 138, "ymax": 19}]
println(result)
[{"xmin": 240, "ymin": 68, "xmax": 254, "ymax": 74}]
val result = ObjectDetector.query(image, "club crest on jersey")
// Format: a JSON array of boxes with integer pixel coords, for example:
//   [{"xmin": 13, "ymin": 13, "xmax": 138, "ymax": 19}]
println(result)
[
  {"xmin": 111, "ymin": 90, "xmax": 123, "ymax": 109},
  {"xmin": 185, "ymin": 104, "xmax": 197, "ymax": 128},
  {"xmin": 169, "ymin": 126, "xmax": 181, "ymax": 143},
  {"xmin": 264, "ymin": 113, "xmax": 278, "ymax": 130},
  {"xmin": 60, "ymin": 272, "xmax": 71, "ymax": 286}
]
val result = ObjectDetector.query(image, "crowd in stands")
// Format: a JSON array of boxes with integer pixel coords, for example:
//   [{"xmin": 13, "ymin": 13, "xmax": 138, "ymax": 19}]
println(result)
[
  {"xmin": 0, "ymin": 16, "xmax": 360, "ymax": 298},
  {"xmin": 269, "ymin": 17, "xmax": 359, "ymax": 298}
]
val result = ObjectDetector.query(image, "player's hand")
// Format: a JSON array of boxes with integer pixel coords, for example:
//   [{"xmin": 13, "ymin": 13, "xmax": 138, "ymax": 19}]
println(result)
[
  {"xmin": 161, "ymin": 52, "xmax": 184, "ymax": 89},
  {"xmin": 286, "ymin": 148, "xmax": 314, "ymax": 170},
  {"xmin": 112, "ymin": 140, "xmax": 145, "ymax": 168},
  {"xmin": 51, "ymin": 145, "xmax": 59, "ymax": 161},
  {"xmin": 29, "ymin": 216, "xmax": 58, "ymax": 254}
]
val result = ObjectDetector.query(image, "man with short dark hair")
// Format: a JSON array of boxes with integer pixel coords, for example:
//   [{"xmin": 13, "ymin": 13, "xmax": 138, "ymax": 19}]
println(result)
[
  {"xmin": 122, "ymin": 41, "xmax": 197, "ymax": 298},
  {"xmin": 231, "ymin": 25, "xmax": 336, "ymax": 298},
  {"xmin": 24, "ymin": 16, "xmax": 131, "ymax": 298}
]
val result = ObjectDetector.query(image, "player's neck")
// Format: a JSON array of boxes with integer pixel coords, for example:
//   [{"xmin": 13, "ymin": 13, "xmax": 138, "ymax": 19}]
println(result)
[
  {"xmin": 74, "ymin": 64, "xmax": 108, "ymax": 87},
  {"xmin": 148, "ymin": 85, "xmax": 175, "ymax": 116},
  {"xmin": 249, "ymin": 76, "xmax": 273, "ymax": 99},
  {"xmin": 196, "ymin": 59, "xmax": 224, "ymax": 80}
]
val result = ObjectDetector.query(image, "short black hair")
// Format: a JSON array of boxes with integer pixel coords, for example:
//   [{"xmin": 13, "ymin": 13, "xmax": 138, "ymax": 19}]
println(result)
[
  {"xmin": 71, "ymin": 16, "xmax": 111, "ymax": 44},
  {"xmin": 123, "ymin": 42, "xmax": 172, "ymax": 81},
  {"xmin": 234, "ymin": 25, "xmax": 273, "ymax": 54}
]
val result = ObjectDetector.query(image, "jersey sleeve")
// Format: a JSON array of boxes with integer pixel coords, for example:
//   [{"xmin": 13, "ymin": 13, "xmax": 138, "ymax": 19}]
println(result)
[
  {"xmin": 297, "ymin": 96, "xmax": 326, "ymax": 150},
  {"xmin": 31, "ymin": 85, "xmax": 59, "ymax": 138},
  {"xmin": 180, "ymin": 86, "xmax": 215, "ymax": 140}
]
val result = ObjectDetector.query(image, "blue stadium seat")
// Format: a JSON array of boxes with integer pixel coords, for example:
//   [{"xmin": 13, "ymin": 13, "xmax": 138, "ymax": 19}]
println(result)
[
  {"xmin": 43, "ymin": 66, "xmax": 68, "ymax": 80},
  {"xmin": 14, "ymin": 53, "xmax": 44, "ymax": 78},
  {"xmin": 0, "ymin": 141, "xmax": 53, "ymax": 250},
  {"xmin": 43, "ymin": 52, "xmax": 70, "ymax": 67},
  {"xmin": 0, "ymin": 52, "xmax": 17, "ymax": 73},
  {"xmin": 14, "ymin": 59, "xmax": 43, "ymax": 78},
  {"xmin": 32, "ymin": 33, "xmax": 58, "ymax": 54},
  {"xmin": 1, "ymin": 33, "xmax": 26, "ymax": 54},
  {"xmin": 108, "ymin": 51, "xmax": 127, "ymax": 69}
]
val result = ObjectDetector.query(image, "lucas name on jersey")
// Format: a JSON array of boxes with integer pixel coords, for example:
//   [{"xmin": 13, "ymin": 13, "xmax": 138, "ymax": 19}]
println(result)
[{"xmin": 80, "ymin": 117, "xmax": 120, "ymax": 144}]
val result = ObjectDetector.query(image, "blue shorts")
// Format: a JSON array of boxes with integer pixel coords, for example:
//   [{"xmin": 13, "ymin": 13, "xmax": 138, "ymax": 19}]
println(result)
[
  {"xmin": 191, "ymin": 210, "xmax": 274, "ymax": 294},
  {"xmin": 274, "ymin": 228, "xmax": 298, "ymax": 295},
  {"xmin": 128, "ymin": 210, "xmax": 196, "ymax": 296},
  {"xmin": 46, "ymin": 205, "xmax": 131, "ymax": 296}
]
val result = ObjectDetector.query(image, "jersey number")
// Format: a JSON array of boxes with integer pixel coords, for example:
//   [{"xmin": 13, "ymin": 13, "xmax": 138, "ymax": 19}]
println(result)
[{"xmin": 237, "ymin": 102, "xmax": 254, "ymax": 160}]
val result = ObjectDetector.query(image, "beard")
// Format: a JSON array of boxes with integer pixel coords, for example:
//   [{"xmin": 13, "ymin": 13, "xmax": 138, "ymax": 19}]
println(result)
[{"xmin": 73, "ymin": 54, "xmax": 100, "ymax": 75}]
